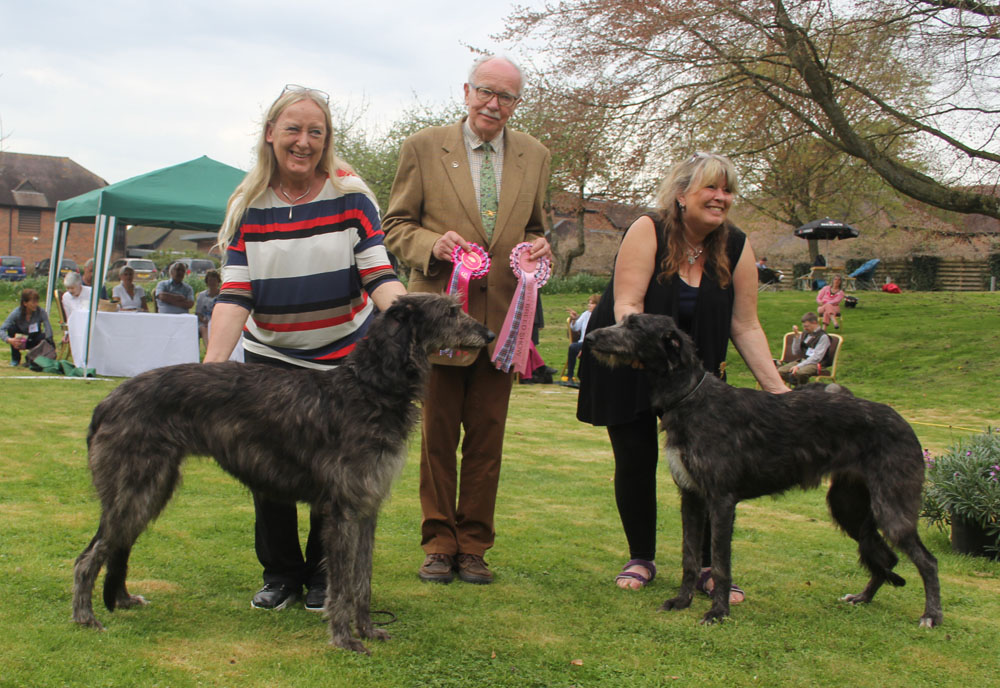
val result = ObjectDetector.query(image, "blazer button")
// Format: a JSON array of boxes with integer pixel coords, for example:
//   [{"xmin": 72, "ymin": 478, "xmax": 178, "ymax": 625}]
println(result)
[{"xmin": 480, "ymin": 285, "xmax": 486, "ymax": 291}]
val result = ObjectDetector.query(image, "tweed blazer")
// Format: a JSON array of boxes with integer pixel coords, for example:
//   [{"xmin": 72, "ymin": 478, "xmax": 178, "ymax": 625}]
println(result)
[{"xmin": 383, "ymin": 119, "xmax": 550, "ymax": 366}]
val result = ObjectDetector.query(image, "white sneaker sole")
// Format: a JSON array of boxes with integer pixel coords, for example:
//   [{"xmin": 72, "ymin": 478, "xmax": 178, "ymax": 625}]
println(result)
[{"xmin": 250, "ymin": 593, "xmax": 299, "ymax": 611}]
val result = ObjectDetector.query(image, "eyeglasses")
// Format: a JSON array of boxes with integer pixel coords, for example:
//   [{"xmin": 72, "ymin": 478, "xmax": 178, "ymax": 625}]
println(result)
[
  {"xmin": 688, "ymin": 152, "xmax": 711, "ymax": 163},
  {"xmin": 282, "ymin": 84, "xmax": 330, "ymax": 103},
  {"xmin": 469, "ymin": 85, "xmax": 520, "ymax": 108}
]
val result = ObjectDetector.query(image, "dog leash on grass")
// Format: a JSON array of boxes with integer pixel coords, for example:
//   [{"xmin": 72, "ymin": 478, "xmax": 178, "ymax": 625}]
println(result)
[
  {"xmin": 907, "ymin": 420, "xmax": 983, "ymax": 434},
  {"xmin": 370, "ymin": 610, "xmax": 397, "ymax": 626}
]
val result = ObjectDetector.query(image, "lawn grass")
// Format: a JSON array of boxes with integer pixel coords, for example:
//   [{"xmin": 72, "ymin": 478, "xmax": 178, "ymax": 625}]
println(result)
[{"xmin": 0, "ymin": 289, "xmax": 997, "ymax": 687}]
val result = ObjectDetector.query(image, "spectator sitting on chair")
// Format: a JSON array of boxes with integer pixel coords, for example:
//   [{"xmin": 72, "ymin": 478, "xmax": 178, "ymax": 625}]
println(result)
[
  {"xmin": 564, "ymin": 293, "xmax": 599, "ymax": 385},
  {"xmin": 81, "ymin": 259, "xmax": 109, "ymax": 299},
  {"xmin": 816, "ymin": 274, "xmax": 846, "ymax": 329},
  {"xmin": 111, "ymin": 266, "xmax": 148, "ymax": 312},
  {"xmin": 777, "ymin": 312, "xmax": 830, "ymax": 386},
  {"xmin": 62, "ymin": 271, "xmax": 92, "ymax": 320},
  {"xmin": 155, "ymin": 262, "xmax": 195, "ymax": 314}
]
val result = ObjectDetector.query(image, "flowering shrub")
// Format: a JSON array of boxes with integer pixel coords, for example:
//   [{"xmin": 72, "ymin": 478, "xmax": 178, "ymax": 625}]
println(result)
[{"xmin": 922, "ymin": 429, "xmax": 1000, "ymax": 556}]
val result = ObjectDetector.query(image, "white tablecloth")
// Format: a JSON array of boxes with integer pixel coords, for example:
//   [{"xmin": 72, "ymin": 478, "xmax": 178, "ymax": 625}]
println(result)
[{"xmin": 68, "ymin": 310, "xmax": 200, "ymax": 377}]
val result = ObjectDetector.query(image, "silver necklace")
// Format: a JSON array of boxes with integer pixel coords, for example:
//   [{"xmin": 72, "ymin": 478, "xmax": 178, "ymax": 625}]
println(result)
[
  {"xmin": 279, "ymin": 182, "xmax": 312, "ymax": 219},
  {"xmin": 683, "ymin": 238, "xmax": 704, "ymax": 265}
]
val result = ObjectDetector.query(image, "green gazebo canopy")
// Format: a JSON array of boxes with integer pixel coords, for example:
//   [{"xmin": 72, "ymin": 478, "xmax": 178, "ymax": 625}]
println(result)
[
  {"xmin": 49, "ymin": 155, "xmax": 245, "ymax": 374},
  {"xmin": 55, "ymin": 155, "xmax": 245, "ymax": 229}
]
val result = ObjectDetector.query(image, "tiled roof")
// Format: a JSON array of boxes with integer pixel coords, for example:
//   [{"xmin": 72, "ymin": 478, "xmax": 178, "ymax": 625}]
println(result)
[{"xmin": 0, "ymin": 151, "xmax": 106, "ymax": 209}]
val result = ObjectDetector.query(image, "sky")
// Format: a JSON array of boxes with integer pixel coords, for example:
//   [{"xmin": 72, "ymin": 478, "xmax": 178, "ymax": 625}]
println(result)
[{"xmin": 0, "ymin": 0, "xmax": 544, "ymax": 184}]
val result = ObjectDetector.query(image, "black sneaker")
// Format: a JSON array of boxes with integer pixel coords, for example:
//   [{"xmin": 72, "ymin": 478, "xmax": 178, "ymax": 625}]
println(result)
[
  {"xmin": 304, "ymin": 586, "xmax": 326, "ymax": 612},
  {"xmin": 251, "ymin": 583, "xmax": 299, "ymax": 610}
]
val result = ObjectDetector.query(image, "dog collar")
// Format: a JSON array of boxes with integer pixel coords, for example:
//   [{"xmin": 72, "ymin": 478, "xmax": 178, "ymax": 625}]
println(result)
[{"xmin": 667, "ymin": 371, "xmax": 709, "ymax": 410}]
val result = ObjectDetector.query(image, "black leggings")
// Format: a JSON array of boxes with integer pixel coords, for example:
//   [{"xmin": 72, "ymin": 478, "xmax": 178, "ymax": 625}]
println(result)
[
  {"xmin": 607, "ymin": 410, "xmax": 714, "ymax": 567},
  {"xmin": 245, "ymin": 350, "xmax": 326, "ymax": 588}
]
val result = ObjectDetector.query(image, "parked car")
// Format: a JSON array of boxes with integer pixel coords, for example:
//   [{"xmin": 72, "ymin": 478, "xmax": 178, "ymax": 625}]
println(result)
[
  {"xmin": 33, "ymin": 257, "xmax": 79, "ymax": 278},
  {"xmin": 106, "ymin": 258, "xmax": 158, "ymax": 281},
  {"xmin": 1, "ymin": 255, "xmax": 27, "ymax": 281},
  {"xmin": 174, "ymin": 257, "xmax": 218, "ymax": 277}
]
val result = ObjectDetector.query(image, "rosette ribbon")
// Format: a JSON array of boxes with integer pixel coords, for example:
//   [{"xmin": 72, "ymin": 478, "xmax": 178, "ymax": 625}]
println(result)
[
  {"xmin": 440, "ymin": 243, "xmax": 490, "ymax": 357},
  {"xmin": 491, "ymin": 242, "xmax": 551, "ymax": 375},
  {"xmin": 446, "ymin": 243, "xmax": 491, "ymax": 312}
]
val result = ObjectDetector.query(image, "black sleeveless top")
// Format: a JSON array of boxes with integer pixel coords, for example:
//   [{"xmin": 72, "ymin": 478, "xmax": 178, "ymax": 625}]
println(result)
[{"xmin": 576, "ymin": 213, "xmax": 747, "ymax": 426}]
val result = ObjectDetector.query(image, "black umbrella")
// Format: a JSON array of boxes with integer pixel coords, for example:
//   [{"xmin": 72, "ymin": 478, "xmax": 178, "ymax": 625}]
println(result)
[{"xmin": 793, "ymin": 217, "xmax": 859, "ymax": 241}]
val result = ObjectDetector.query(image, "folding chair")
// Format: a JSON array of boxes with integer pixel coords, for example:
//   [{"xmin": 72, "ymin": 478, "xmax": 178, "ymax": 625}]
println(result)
[
  {"xmin": 849, "ymin": 259, "xmax": 880, "ymax": 291},
  {"xmin": 53, "ymin": 289, "xmax": 71, "ymax": 360},
  {"xmin": 557, "ymin": 316, "xmax": 577, "ymax": 382},
  {"xmin": 777, "ymin": 331, "xmax": 843, "ymax": 384}
]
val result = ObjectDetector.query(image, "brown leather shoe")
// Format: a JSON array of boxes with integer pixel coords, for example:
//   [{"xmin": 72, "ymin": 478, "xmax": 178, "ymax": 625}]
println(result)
[
  {"xmin": 456, "ymin": 553, "xmax": 493, "ymax": 584},
  {"xmin": 418, "ymin": 553, "xmax": 455, "ymax": 583}
]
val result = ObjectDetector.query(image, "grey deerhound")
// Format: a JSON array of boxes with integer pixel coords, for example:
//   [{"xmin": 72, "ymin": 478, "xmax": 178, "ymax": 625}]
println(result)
[
  {"xmin": 586, "ymin": 314, "xmax": 942, "ymax": 628},
  {"xmin": 72, "ymin": 294, "xmax": 492, "ymax": 653}
]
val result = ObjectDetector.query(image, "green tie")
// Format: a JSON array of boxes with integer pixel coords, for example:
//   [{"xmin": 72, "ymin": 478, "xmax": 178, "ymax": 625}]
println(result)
[{"xmin": 480, "ymin": 142, "xmax": 498, "ymax": 240}]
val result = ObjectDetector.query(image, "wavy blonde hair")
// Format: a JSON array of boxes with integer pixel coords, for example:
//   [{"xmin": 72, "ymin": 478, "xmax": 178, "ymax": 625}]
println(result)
[
  {"xmin": 216, "ymin": 87, "xmax": 363, "ymax": 253},
  {"xmin": 652, "ymin": 152, "xmax": 740, "ymax": 288}
]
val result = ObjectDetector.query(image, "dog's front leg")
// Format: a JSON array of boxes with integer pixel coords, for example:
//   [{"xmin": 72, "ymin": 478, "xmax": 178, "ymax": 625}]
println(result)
[
  {"xmin": 353, "ymin": 513, "xmax": 390, "ymax": 642},
  {"xmin": 660, "ymin": 490, "xmax": 704, "ymax": 613},
  {"xmin": 701, "ymin": 495, "xmax": 737, "ymax": 625},
  {"xmin": 322, "ymin": 505, "xmax": 370, "ymax": 654}
]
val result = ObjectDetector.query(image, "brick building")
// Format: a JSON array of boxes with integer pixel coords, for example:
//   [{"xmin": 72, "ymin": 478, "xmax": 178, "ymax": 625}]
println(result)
[
  {"xmin": 0, "ymin": 152, "xmax": 107, "ymax": 270},
  {"xmin": 548, "ymin": 191, "xmax": 648, "ymax": 275}
]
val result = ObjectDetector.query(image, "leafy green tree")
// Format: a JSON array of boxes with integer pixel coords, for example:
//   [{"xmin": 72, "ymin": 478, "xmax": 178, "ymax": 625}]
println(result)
[
  {"xmin": 333, "ymin": 100, "xmax": 462, "ymax": 212},
  {"xmin": 514, "ymin": 78, "xmax": 652, "ymax": 276},
  {"xmin": 502, "ymin": 0, "xmax": 1000, "ymax": 219}
]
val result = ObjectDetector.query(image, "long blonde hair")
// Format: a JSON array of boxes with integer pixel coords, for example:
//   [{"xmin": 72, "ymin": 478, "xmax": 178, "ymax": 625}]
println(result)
[
  {"xmin": 652, "ymin": 152, "xmax": 740, "ymax": 288},
  {"xmin": 216, "ymin": 87, "xmax": 363, "ymax": 253}
]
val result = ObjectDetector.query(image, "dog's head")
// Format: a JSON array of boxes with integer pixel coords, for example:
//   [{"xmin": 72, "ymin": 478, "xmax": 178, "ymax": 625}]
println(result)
[
  {"xmin": 380, "ymin": 293, "xmax": 493, "ymax": 354},
  {"xmin": 586, "ymin": 313, "xmax": 702, "ymax": 377}
]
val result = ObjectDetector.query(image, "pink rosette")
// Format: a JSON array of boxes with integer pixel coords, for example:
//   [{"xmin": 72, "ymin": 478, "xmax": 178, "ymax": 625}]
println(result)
[
  {"xmin": 446, "ymin": 243, "xmax": 491, "ymax": 313},
  {"xmin": 440, "ymin": 242, "xmax": 491, "ymax": 357},
  {"xmin": 491, "ymin": 242, "xmax": 551, "ymax": 375}
]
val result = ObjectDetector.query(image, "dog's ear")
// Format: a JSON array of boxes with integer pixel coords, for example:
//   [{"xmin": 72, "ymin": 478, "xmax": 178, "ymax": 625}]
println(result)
[{"xmin": 663, "ymin": 329, "xmax": 684, "ymax": 352}]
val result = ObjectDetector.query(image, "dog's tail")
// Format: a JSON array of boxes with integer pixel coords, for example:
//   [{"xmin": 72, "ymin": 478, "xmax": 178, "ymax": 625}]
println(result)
[
  {"xmin": 859, "ymin": 537, "xmax": 906, "ymax": 588},
  {"xmin": 828, "ymin": 474, "xmax": 906, "ymax": 587},
  {"xmin": 102, "ymin": 545, "xmax": 131, "ymax": 612}
]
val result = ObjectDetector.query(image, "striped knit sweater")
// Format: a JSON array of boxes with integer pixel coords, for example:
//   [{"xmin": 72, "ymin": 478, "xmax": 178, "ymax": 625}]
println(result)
[{"xmin": 218, "ymin": 176, "xmax": 399, "ymax": 369}]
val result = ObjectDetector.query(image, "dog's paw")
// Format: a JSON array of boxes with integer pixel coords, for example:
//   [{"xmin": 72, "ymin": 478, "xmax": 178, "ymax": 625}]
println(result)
[
  {"xmin": 73, "ymin": 614, "xmax": 106, "ymax": 631},
  {"xmin": 700, "ymin": 608, "xmax": 729, "ymax": 625},
  {"xmin": 330, "ymin": 636, "xmax": 371, "ymax": 655},
  {"xmin": 366, "ymin": 628, "xmax": 390, "ymax": 642},
  {"xmin": 919, "ymin": 614, "xmax": 942, "ymax": 629},
  {"xmin": 840, "ymin": 593, "xmax": 870, "ymax": 605},
  {"xmin": 115, "ymin": 593, "xmax": 148, "ymax": 609},
  {"xmin": 659, "ymin": 595, "xmax": 693, "ymax": 612}
]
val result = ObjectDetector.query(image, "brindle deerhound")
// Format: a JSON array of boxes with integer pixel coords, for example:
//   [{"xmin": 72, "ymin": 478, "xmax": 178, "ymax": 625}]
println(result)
[
  {"xmin": 72, "ymin": 294, "xmax": 492, "ymax": 653},
  {"xmin": 586, "ymin": 314, "xmax": 942, "ymax": 628}
]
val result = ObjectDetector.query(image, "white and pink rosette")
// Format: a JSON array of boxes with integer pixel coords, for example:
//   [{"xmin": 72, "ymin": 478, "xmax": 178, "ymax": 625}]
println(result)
[
  {"xmin": 446, "ymin": 243, "xmax": 491, "ymax": 312},
  {"xmin": 439, "ymin": 243, "xmax": 491, "ymax": 358},
  {"xmin": 491, "ymin": 242, "xmax": 551, "ymax": 375}
]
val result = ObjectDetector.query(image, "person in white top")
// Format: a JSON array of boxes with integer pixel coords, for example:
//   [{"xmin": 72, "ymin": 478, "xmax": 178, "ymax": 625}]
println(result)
[
  {"xmin": 111, "ymin": 266, "xmax": 148, "ymax": 311},
  {"xmin": 563, "ymin": 293, "xmax": 600, "ymax": 384},
  {"xmin": 61, "ymin": 271, "xmax": 92, "ymax": 319},
  {"xmin": 61, "ymin": 271, "xmax": 92, "ymax": 351}
]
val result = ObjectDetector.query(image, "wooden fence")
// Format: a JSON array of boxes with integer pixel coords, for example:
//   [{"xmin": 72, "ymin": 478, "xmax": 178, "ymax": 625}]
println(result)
[
  {"xmin": 766, "ymin": 259, "xmax": 994, "ymax": 292},
  {"xmin": 876, "ymin": 259, "xmax": 992, "ymax": 291}
]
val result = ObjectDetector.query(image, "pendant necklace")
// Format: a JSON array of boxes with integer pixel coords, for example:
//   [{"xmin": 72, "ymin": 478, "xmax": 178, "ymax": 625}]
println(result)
[
  {"xmin": 683, "ymin": 238, "xmax": 704, "ymax": 265},
  {"xmin": 279, "ymin": 182, "xmax": 312, "ymax": 219}
]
